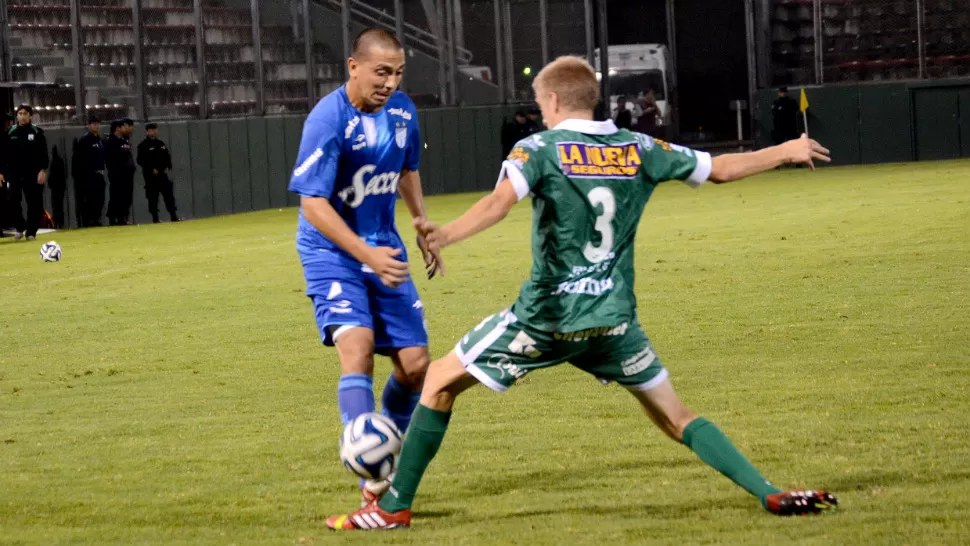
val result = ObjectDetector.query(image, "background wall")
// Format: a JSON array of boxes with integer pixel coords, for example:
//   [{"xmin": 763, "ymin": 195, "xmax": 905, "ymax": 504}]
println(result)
[
  {"xmin": 42, "ymin": 104, "xmax": 525, "ymax": 228},
  {"xmin": 756, "ymin": 79, "xmax": 970, "ymax": 166}
]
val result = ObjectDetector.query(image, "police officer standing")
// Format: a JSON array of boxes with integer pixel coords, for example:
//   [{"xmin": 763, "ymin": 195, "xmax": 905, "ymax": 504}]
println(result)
[
  {"xmin": 0, "ymin": 113, "xmax": 13, "ymax": 237},
  {"xmin": 5, "ymin": 105, "xmax": 49, "ymax": 241},
  {"xmin": 136, "ymin": 122, "xmax": 179, "ymax": 223},
  {"xmin": 71, "ymin": 114, "xmax": 107, "ymax": 227},
  {"xmin": 105, "ymin": 118, "xmax": 135, "ymax": 226}
]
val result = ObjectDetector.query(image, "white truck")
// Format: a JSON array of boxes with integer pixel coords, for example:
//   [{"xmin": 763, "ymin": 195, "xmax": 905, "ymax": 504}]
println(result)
[{"xmin": 593, "ymin": 44, "xmax": 674, "ymax": 131}]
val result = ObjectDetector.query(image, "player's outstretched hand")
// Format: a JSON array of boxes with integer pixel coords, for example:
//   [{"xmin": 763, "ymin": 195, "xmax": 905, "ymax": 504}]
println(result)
[
  {"xmin": 365, "ymin": 247, "xmax": 410, "ymax": 288},
  {"xmin": 785, "ymin": 133, "xmax": 831, "ymax": 170},
  {"xmin": 413, "ymin": 218, "xmax": 446, "ymax": 279}
]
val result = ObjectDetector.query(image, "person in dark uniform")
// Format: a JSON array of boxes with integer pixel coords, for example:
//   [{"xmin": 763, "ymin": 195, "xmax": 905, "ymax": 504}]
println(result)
[
  {"xmin": 72, "ymin": 114, "xmax": 107, "ymax": 227},
  {"xmin": 0, "ymin": 113, "xmax": 13, "ymax": 237},
  {"xmin": 771, "ymin": 87, "xmax": 799, "ymax": 145},
  {"xmin": 136, "ymin": 122, "xmax": 179, "ymax": 223},
  {"xmin": 5, "ymin": 105, "xmax": 49, "ymax": 241},
  {"xmin": 48, "ymin": 145, "xmax": 67, "ymax": 228},
  {"xmin": 105, "ymin": 118, "xmax": 135, "ymax": 226}
]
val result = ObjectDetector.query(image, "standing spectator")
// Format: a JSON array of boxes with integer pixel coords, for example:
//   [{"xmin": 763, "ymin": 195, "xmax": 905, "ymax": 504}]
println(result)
[
  {"xmin": 526, "ymin": 106, "xmax": 542, "ymax": 133},
  {"xmin": 614, "ymin": 95, "xmax": 634, "ymax": 130},
  {"xmin": 5, "ymin": 105, "xmax": 49, "ymax": 241},
  {"xmin": 0, "ymin": 113, "xmax": 12, "ymax": 237},
  {"xmin": 72, "ymin": 115, "xmax": 107, "ymax": 227},
  {"xmin": 48, "ymin": 145, "xmax": 67, "ymax": 228},
  {"xmin": 771, "ymin": 87, "xmax": 799, "ymax": 145},
  {"xmin": 636, "ymin": 89, "xmax": 660, "ymax": 137},
  {"xmin": 501, "ymin": 110, "xmax": 533, "ymax": 157},
  {"xmin": 136, "ymin": 122, "xmax": 179, "ymax": 223},
  {"xmin": 105, "ymin": 118, "xmax": 135, "ymax": 226}
]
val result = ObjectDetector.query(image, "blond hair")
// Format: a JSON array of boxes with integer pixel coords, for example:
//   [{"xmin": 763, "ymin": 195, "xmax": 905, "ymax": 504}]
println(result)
[{"xmin": 533, "ymin": 56, "xmax": 600, "ymax": 112}]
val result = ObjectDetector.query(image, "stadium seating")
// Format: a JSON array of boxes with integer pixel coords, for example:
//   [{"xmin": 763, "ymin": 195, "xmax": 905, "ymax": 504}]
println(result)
[
  {"xmin": 766, "ymin": 0, "xmax": 969, "ymax": 85},
  {"xmin": 5, "ymin": 0, "xmax": 344, "ymax": 125}
]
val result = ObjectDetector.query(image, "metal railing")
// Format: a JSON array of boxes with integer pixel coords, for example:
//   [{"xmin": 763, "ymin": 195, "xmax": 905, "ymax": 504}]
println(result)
[{"xmin": 317, "ymin": 0, "xmax": 473, "ymax": 65}]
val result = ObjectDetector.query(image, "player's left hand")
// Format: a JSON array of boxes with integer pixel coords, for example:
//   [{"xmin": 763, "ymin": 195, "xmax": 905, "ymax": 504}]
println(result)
[
  {"xmin": 414, "ymin": 218, "xmax": 445, "ymax": 279},
  {"xmin": 785, "ymin": 133, "xmax": 831, "ymax": 170}
]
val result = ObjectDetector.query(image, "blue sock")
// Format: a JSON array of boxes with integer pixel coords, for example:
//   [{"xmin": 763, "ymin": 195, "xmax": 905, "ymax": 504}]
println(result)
[
  {"xmin": 337, "ymin": 373, "xmax": 375, "ymax": 425},
  {"xmin": 381, "ymin": 373, "xmax": 422, "ymax": 434},
  {"xmin": 338, "ymin": 373, "xmax": 375, "ymax": 490}
]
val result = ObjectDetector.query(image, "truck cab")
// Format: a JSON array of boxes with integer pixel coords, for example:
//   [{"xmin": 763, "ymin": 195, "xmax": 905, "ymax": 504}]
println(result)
[{"xmin": 593, "ymin": 44, "xmax": 674, "ymax": 131}]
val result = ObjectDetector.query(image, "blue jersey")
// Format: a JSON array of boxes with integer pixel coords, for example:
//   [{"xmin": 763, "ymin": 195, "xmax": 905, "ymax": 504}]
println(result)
[{"xmin": 289, "ymin": 86, "xmax": 421, "ymax": 263}]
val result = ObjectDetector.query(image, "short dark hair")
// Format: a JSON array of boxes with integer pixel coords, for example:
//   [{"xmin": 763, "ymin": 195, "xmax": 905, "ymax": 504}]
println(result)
[
  {"xmin": 16, "ymin": 104, "xmax": 33, "ymax": 115},
  {"xmin": 779, "ymin": 86, "xmax": 789, "ymax": 94},
  {"xmin": 352, "ymin": 28, "xmax": 403, "ymax": 58},
  {"xmin": 145, "ymin": 122, "xmax": 158, "ymax": 130},
  {"xmin": 87, "ymin": 114, "xmax": 101, "ymax": 124}
]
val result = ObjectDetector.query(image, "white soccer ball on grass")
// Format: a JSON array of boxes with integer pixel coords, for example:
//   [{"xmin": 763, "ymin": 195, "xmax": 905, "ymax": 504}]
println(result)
[
  {"xmin": 339, "ymin": 412, "xmax": 402, "ymax": 480},
  {"xmin": 40, "ymin": 241, "xmax": 62, "ymax": 262}
]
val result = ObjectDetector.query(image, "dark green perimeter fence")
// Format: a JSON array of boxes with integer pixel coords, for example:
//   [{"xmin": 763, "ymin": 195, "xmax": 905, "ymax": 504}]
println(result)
[
  {"xmin": 757, "ymin": 78, "xmax": 970, "ymax": 166},
  {"xmin": 42, "ymin": 104, "xmax": 525, "ymax": 229}
]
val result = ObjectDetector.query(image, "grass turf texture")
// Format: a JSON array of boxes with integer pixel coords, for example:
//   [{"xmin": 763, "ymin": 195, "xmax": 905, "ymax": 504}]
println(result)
[{"xmin": 1, "ymin": 161, "xmax": 969, "ymax": 545}]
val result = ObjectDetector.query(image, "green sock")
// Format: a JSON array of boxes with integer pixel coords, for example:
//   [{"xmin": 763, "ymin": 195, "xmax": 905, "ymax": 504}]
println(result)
[
  {"xmin": 682, "ymin": 417, "xmax": 781, "ymax": 504},
  {"xmin": 378, "ymin": 404, "xmax": 451, "ymax": 513}
]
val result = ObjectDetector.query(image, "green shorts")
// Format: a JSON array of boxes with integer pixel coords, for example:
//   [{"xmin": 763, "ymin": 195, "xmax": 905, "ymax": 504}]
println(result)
[{"xmin": 454, "ymin": 308, "xmax": 668, "ymax": 393}]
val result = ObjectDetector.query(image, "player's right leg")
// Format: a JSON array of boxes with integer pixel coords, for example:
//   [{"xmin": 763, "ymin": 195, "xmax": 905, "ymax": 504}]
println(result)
[{"xmin": 326, "ymin": 351, "xmax": 479, "ymax": 530}]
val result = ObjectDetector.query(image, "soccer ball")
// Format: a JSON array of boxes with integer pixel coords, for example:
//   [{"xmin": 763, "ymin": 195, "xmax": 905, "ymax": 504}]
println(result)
[
  {"xmin": 340, "ymin": 413, "xmax": 402, "ymax": 480},
  {"xmin": 40, "ymin": 241, "xmax": 62, "ymax": 262}
]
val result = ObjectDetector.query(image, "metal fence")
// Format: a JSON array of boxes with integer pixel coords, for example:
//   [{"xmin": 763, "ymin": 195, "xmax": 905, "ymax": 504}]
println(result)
[
  {"xmin": 756, "ymin": 0, "xmax": 970, "ymax": 87},
  {"xmin": 1, "ymin": 0, "xmax": 609, "ymax": 126}
]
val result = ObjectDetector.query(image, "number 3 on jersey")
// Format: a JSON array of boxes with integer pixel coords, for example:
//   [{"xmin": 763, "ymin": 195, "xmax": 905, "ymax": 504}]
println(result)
[{"xmin": 583, "ymin": 187, "xmax": 616, "ymax": 263}]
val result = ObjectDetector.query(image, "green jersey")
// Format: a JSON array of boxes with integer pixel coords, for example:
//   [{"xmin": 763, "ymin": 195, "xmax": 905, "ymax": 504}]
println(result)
[{"xmin": 501, "ymin": 118, "xmax": 712, "ymax": 332}]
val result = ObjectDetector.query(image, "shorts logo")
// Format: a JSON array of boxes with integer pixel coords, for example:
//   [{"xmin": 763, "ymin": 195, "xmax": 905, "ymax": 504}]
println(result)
[
  {"xmin": 554, "ymin": 322, "xmax": 628, "ymax": 342},
  {"xmin": 327, "ymin": 282, "xmax": 343, "ymax": 300},
  {"xmin": 329, "ymin": 300, "xmax": 353, "ymax": 314},
  {"xmin": 557, "ymin": 141, "xmax": 641, "ymax": 178},
  {"xmin": 486, "ymin": 354, "xmax": 526, "ymax": 380},
  {"xmin": 621, "ymin": 345, "xmax": 657, "ymax": 376}
]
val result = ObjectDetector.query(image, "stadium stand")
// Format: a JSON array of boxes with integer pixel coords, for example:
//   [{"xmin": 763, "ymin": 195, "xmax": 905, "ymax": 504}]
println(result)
[
  {"xmin": 766, "ymin": 0, "xmax": 970, "ymax": 85},
  {"xmin": 5, "ymin": 0, "xmax": 344, "ymax": 125}
]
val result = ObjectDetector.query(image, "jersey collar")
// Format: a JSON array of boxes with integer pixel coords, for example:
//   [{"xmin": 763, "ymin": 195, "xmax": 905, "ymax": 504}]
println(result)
[{"xmin": 551, "ymin": 118, "xmax": 618, "ymax": 135}]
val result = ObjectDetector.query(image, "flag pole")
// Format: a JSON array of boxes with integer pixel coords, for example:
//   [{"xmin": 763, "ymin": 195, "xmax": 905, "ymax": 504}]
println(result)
[{"xmin": 800, "ymin": 87, "xmax": 810, "ymax": 137}]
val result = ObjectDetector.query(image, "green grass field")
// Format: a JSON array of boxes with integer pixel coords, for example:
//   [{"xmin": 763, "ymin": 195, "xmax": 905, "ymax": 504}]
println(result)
[{"xmin": 1, "ymin": 161, "xmax": 969, "ymax": 545}]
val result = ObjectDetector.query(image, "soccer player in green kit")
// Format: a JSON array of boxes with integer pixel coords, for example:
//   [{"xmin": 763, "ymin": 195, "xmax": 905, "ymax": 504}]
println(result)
[{"xmin": 327, "ymin": 56, "xmax": 837, "ymax": 530}]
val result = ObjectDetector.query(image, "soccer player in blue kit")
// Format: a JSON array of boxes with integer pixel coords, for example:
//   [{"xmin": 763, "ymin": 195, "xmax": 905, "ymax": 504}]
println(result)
[{"xmin": 288, "ymin": 28, "xmax": 444, "ymax": 504}]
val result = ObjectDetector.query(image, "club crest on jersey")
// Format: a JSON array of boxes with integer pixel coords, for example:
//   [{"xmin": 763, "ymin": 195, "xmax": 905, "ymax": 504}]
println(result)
[
  {"xmin": 557, "ymin": 141, "xmax": 641, "ymax": 179},
  {"xmin": 395, "ymin": 122, "xmax": 407, "ymax": 149}
]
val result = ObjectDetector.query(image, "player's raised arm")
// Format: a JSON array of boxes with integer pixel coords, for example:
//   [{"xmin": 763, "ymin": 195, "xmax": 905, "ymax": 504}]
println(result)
[{"xmin": 708, "ymin": 133, "xmax": 830, "ymax": 183}]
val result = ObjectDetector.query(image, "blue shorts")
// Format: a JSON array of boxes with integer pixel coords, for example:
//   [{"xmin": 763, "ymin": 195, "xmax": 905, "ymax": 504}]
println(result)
[{"xmin": 301, "ymin": 251, "xmax": 428, "ymax": 350}]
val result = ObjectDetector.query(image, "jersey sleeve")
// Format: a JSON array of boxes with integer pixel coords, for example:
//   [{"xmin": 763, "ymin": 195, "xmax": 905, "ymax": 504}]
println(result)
[
  {"xmin": 496, "ymin": 134, "xmax": 546, "ymax": 202},
  {"xmin": 404, "ymin": 112, "xmax": 421, "ymax": 172},
  {"xmin": 288, "ymin": 118, "xmax": 341, "ymax": 198},
  {"xmin": 634, "ymin": 132, "xmax": 712, "ymax": 188}
]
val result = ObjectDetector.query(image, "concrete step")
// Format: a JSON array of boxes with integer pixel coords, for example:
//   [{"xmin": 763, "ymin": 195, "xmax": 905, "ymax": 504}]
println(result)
[
  {"xmin": 10, "ymin": 47, "xmax": 52, "ymax": 58},
  {"xmin": 8, "ymin": 37, "xmax": 23, "ymax": 47}
]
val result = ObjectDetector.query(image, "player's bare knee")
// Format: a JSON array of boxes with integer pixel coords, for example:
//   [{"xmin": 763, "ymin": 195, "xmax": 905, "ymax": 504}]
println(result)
[
  {"xmin": 668, "ymin": 407, "xmax": 699, "ymax": 441},
  {"xmin": 336, "ymin": 340, "xmax": 375, "ymax": 375}
]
